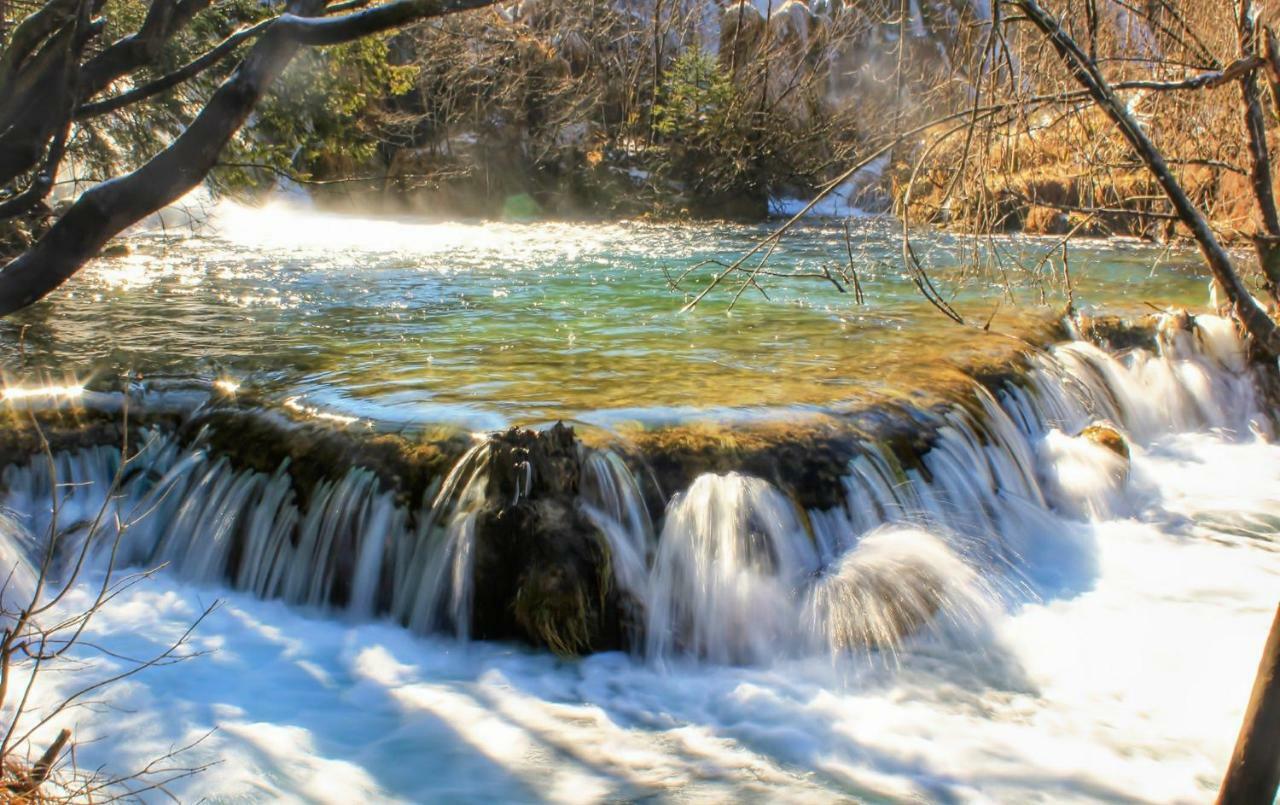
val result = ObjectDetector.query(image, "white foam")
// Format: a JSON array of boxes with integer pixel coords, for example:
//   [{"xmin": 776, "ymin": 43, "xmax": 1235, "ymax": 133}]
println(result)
[{"xmin": 13, "ymin": 451, "xmax": 1275, "ymax": 802}]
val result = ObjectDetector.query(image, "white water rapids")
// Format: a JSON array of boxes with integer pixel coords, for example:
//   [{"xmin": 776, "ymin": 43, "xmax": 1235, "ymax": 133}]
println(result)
[{"xmin": 1, "ymin": 312, "xmax": 1278, "ymax": 802}]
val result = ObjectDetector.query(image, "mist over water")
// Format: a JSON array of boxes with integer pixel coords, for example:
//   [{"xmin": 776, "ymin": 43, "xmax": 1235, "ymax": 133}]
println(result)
[{"xmin": 0, "ymin": 207, "xmax": 1275, "ymax": 802}]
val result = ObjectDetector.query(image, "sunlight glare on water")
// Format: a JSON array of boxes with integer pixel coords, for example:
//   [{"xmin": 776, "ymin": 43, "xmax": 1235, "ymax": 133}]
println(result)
[
  {"xmin": 213, "ymin": 201, "xmax": 624, "ymax": 261},
  {"xmin": 0, "ymin": 202, "xmax": 1213, "ymax": 429}
]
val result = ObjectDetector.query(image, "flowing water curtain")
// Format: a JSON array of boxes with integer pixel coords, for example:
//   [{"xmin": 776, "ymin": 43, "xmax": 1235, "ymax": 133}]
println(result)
[
  {"xmin": 803, "ymin": 525, "xmax": 996, "ymax": 659},
  {"xmin": 578, "ymin": 447, "xmax": 656, "ymax": 604},
  {"xmin": 0, "ymin": 312, "xmax": 1270, "ymax": 664},
  {"xmin": 0, "ymin": 430, "xmax": 420, "ymax": 614},
  {"xmin": 645, "ymin": 472, "xmax": 821, "ymax": 664},
  {"xmin": 0, "ymin": 509, "xmax": 38, "ymax": 613},
  {"xmin": 395, "ymin": 441, "xmax": 493, "ymax": 637},
  {"xmin": 638, "ymin": 312, "xmax": 1276, "ymax": 664},
  {"xmin": 0, "ymin": 432, "xmax": 197, "ymax": 576},
  {"xmin": 0, "ymin": 427, "xmax": 663, "ymax": 644}
]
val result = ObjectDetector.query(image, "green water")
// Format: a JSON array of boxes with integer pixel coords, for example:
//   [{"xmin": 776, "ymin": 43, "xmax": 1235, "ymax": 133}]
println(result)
[{"xmin": 0, "ymin": 202, "xmax": 1211, "ymax": 429}]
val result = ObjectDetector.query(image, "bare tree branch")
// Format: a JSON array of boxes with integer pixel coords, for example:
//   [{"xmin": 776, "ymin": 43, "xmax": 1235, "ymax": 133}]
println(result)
[{"xmin": 1010, "ymin": 0, "xmax": 1280, "ymax": 356}]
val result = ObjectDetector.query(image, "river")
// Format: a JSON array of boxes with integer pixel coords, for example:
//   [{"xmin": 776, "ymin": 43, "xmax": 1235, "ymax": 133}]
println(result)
[{"xmin": 0, "ymin": 204, "xmax": 1273, "ymax": 803}]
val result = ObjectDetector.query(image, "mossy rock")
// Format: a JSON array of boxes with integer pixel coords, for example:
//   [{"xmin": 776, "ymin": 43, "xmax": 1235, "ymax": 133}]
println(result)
[
  {"xmin": 468, "ymin": 423, "xmax": 626, "ymax": 655},
  {"xmin": 1080, "ymin": 422, "xmax": 1130, "ymax": 462},
  {"xmin": 186, "ymin": 403, "xmax": 471, "ymax": 511}
]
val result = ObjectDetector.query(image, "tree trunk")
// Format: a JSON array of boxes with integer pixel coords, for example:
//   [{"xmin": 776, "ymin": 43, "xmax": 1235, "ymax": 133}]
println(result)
[
  {"xmin": 1217, "ymin": 605, "xmax": 1280, "ymax": 805},
  {"xmin": 0, "ymin": 0, "xmax": 324, "ymax": 315}
]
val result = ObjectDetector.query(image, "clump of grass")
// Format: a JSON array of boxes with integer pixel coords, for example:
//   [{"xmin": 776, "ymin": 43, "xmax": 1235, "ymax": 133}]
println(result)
[{"xmin": 514, "ymin": 572, "xmax": 592, "ymax": 657}]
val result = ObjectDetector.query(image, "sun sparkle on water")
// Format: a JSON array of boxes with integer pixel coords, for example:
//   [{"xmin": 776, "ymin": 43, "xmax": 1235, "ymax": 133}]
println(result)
[{"xmin": 1, "ymin": 383, "xmax": 85, "ymax": 402}]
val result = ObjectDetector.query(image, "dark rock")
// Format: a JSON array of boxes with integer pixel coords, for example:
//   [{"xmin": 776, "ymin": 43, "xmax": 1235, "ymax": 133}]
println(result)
[{"xmin": 468, "ymin": 423, "xmax": 625, "ymax": 654}]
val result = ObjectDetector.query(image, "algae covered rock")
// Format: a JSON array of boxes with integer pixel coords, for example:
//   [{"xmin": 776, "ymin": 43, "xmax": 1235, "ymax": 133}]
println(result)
[
  {"xmin": 1079, "ymin": 422, "xmax": 1129, "ymax": 462},
  {"xmin": 468, "ymin": 423, "xmax": 624, "ymax": 655}
]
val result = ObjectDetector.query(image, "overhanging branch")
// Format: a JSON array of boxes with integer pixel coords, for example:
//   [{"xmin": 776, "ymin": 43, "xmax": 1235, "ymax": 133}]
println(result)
[
  {"xmin": 1011, "ymin": 0, "xmax": 1280, "ymax": 357},
  {"xmin": 0, "ymin": 0, "xmax": 500, "ymax": 315},
  {"xmin": 75, "ymin": 19, "xmax": 275, "ymax": 119},
  {"xmin": 74, "ymin": 0, "xmax": 494, "ymax": 119},
  {"xmin": 274, "ymin": 0, "xmax": 496, "ymax": 45}
]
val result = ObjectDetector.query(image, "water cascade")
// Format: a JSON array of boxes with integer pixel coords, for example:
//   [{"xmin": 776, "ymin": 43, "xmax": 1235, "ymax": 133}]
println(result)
[
  {"xmin": 635, "ymin": 311, "xmax": 1271, "ymax": 662},
  {"xmin": 0, "ymin": 312, "xmax": 1271, "ymax": 664},
  {"xmin": 393, "ymin": 441, "xmax": 492, "ymax": 637},
  {"xmin": 645, "ymin": 472, "xmax": 820, "ymax": 664},
  {"xmin": 578, "ymin": 447, "xmax": 655, "ymax": 603}
]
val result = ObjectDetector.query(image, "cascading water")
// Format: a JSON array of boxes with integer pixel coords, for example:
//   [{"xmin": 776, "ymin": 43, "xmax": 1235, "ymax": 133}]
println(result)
[
  {"xmin": 804, "ymin": 525, "xmax": 995, "ymax": 657},
  {"xmin": 645, "ymin": 472, "xmax": 820, "ymax": 664},
  {"xmin": 636, "ymin": 312, "xmax": 1273, "ymax": 665},
  {"xmin": 0, "ymin": 508, "xmax": 37, "ymax": 614},
  {"xmin": 0, "ymin": 426, "xmax": 660, "ymax": 645},
  {"xmin": 0, "ymin": 312, "xmax": 1271, "ymax": 670},
  {"xmin": 578, "ymin": 447, "xmax": 655, "ymax": 603},
  {"xmin": 1, "ymin": 310, "xmax": 1277, "ymax": 801},
  {"xmin": 0, "ymin": 430, "xmax": 492, "ymax": 634},
  {"xmin": 394, "ymin": 441, "xmax": 491, "ymax": 637}
]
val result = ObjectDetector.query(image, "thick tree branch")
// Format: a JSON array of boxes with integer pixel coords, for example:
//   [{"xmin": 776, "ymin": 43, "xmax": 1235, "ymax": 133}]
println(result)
[
  {"xmin": 0, "ymin": 0, "xmax": 96, "ymax": 193},
  {"xmin": 1110, "ymin": 54, "xmax": 1261, "ymax": 91},
  {"xmin": 0, "ymin": 0, "xmax": 78, "ymax": 83},
  {"xmin": 1239, "ymin": 1, "xmax": 1279, "ymax": 237},
  {"xmin": 76, "ymin": 0, "xmax": 215, "ymax": 101},
  {"xmin": 0, "ymin": 0, "xmax": 498, "ymax": 315},
  {"xmin": 0, "ymin": 0, "xmax": 325, "ymax": 315},
  {"xmin": 1239, "ymin": 2, "xmax": 1280, "ymax": 302},
  {"xmin": 274, "ymin": 0, "xmax": 497, "ymax": 45}
]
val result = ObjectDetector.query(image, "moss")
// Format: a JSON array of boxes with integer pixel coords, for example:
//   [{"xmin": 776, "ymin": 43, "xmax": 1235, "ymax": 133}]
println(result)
[
  {"xmin": 1077, "ymin": 312, "xmax": 1160, "ymax": 352},
  {"xmin": 0, "ymin": 397, "xmax": 184, "ymax": 471},
  {"xmin": 466, "ymin": 425, "xmax": 627, "ymax": 654},
  {"xmin": 618, "ymin": 416, "xmax": 864, "ymax": 511},
  {"xmin": 513, "ymin": 568, "xmax": 593, "ymax": 657},
  {"xmin": 1080, "ymin": 423, "xmax": 1130, "ymax": 462},
  {"xmin": 186, "ymin": 404, "xmax": 472, "ymax": 511}
]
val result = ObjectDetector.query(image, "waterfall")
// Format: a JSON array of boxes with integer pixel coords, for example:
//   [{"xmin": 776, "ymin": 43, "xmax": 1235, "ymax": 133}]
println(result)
[
  {"xmin": 578, "ymin": 447, "xmax": 655, "ymax": 603},
  {"xmin": 0, "ymin": 508, "xmax": 38, "ymax": 615},
  {"xmin": 804, "ymin": 525, "xmax": 996, "ymax": 658},
  {"xmin": 0, "ymin": 312, "xmax": 1269, "ymax": 664},
  {"xmin": 645, "ymin": 472, "xmax": 820, "ymax": 664},
  {"xmin": 642, "ymin": 313, "xmax": 1272, "ymax": 662},
  {"xmin": 394, "ymin": 441, "xmax": 491, "ymax": 637},
  {"xmin": 0, "ymin": 430, "xmax": 448, "ymax": 630}
]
